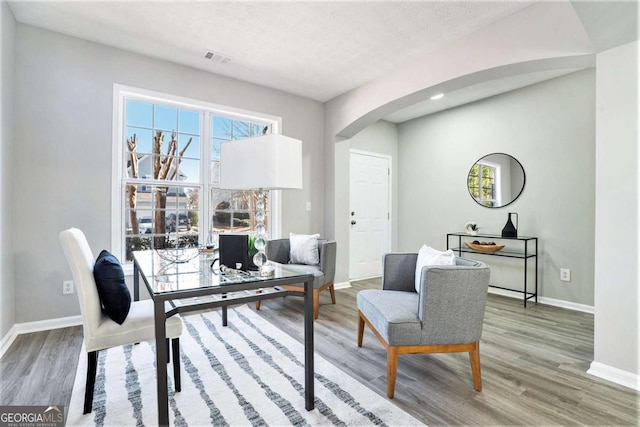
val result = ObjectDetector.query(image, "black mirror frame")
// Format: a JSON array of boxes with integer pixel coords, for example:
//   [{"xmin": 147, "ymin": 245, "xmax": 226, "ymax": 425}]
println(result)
[{"xmin": 467, "ymin": 152, "xmax": 526, "ymax": 208}]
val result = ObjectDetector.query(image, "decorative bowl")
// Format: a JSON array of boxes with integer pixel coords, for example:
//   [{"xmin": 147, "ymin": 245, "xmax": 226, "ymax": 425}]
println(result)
[{"xmin": 464, "ymin": 242, "xmax": 505, "ymax": 253}]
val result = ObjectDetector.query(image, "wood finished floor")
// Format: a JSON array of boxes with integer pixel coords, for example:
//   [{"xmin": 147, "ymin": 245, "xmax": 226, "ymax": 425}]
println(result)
[{"xmin": 1, "ymin": 279, "xmax": 638, "ymax": 426}]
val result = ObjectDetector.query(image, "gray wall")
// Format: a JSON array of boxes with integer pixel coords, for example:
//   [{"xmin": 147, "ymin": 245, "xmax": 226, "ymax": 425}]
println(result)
[
  {"xmin": 12, "ymin": 24, "xmax": 324, "ymax": 323},
  {"xmin": 397, "ymin": 69, "xmax": 596, "ymax": 306},
  {"xmin": 1, "ymin": 1, "xmax": 16, "ymax": 338},
  {"xmin": 593, "ymin": 41, "xmax": 639, "ymax": 378}
]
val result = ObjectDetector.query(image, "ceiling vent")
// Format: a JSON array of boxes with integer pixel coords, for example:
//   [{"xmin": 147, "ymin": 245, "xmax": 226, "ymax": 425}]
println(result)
[{"xmin": 204, "ymin": 50, "xmax": 231, "ymax": 64}]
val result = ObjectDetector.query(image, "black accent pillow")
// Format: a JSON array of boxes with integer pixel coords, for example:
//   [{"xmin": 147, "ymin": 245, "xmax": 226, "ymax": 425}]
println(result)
[{"xmin": 93, "ymin": 250, "xmax": 131, "ymax": 324}]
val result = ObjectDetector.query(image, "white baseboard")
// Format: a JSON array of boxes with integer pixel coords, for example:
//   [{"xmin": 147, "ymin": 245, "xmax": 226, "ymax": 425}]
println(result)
[
  {"xmin": 333, "ymin": 281, "xmax": 351, "ymax": 290},
  {"xmin": 0, "ymin": 315, "xmax": 82, "ymax": 359},
  {"xmin": 488, "ymin": 287, "xmax": 594, "ymax": 314},
  {"xmin": 588, "ymin": 361, "xmax": 640, "ymax": 391},
  {"xmin": 538, "ymin": 296, "xmax": 594, "ymax": 314},
  {"xmin": 0, "ymin": 324, "xmax": 18, "ymax": 359}
]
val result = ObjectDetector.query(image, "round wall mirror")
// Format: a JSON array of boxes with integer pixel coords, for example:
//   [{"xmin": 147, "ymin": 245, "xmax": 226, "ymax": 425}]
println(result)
[{"xmin": 467, "ymin": 153, "xmax": 525, "ymax": 208}]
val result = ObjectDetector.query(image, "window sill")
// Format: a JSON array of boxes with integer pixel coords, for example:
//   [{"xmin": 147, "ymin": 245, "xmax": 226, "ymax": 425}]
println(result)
[{"xmin": 122, "ymin": 262, "xmax": 134, "ymax": 277}]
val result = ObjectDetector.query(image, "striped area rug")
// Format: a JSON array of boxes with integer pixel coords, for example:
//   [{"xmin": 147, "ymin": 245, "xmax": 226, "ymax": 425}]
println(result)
[{"xmin": 67, "ymin": 304, "xmax": 423, "ymax": 426}]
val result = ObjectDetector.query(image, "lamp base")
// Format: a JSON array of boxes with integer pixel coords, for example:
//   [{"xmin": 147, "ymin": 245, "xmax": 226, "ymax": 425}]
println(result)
[{"xmin": 259, "ymin": 263, "xmax": 274, "ymax": 277}]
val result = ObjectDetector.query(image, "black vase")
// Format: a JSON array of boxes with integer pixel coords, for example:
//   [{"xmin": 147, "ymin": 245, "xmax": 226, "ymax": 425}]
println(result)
[{"xmin": 502, "ymin": 212, "xmax": 518, "ymax": 238}]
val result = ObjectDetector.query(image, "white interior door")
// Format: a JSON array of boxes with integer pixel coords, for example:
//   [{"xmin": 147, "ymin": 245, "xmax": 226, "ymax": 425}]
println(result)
[{"xmin": 349, "ymin": 151, "xmax": 390, "ymax": 280}]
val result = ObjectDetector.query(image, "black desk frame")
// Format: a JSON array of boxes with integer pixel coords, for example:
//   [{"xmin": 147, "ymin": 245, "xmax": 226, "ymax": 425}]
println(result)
[{"xmin": 132, "ymin": 253, "xmax": 315, "ymax": 426}]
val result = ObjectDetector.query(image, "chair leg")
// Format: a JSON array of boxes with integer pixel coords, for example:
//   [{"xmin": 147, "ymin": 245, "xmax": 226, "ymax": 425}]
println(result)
[
  {"xmin": 172, "ymin": 338, "xmax": 181, "ymax": 392},
  {"xmin": 387, "ymin": 347, "xmax": 399, "ymax": 398},
  {"xmin": 357, "ymin": 312, "xmax": 365, "ymax": 347},
  {"xmin": 313, "ymin": 289, "xmax": 320, "ymax": 319},
  {"xmin": 255, "ymin": 289, "xmax": 262, "ymax": 310},
  {"xmin": 329, "ymin": 283, "xmax": 336, "ymax": 304},
  {"xmin": 469, "ymin": 341, "xmax": 482, "ymax": 392},
  {"xmin": 166, "ymin": 338, "xmax": 170, "ymax": 363},
  {"xmin": 83, "ymin": 351, "xmax": 98, "ymax": 414}
]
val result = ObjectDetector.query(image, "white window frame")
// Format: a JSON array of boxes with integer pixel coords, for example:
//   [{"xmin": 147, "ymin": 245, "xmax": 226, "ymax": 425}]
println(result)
[
  {"xmin": 476, "ymin": 160, "xmax": 500, "ymax": 207},
  {"xmin": 111, "ymin": 84, "xmax": 285, "ymax": 272}
]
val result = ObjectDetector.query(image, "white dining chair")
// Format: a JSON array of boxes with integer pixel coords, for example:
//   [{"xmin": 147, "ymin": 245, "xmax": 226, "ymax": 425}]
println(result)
[{"xmin": 59, "ymin": 228, "xmax": 183, "ymax": 414}]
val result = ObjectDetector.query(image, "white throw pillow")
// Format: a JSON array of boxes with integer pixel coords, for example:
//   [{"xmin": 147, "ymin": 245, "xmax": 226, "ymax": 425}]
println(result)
[
  {"xmin": 414, "ymin": 245, "xmax": 456, "ymax": 293},
  {"xmin": 289, "ymin": 233, "xmax": 321, "ymax": 265}
]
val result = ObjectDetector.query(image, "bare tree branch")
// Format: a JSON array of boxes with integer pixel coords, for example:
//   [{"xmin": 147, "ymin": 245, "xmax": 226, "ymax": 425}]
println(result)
[
  {"xmin": 153, "ymin": 131, "xmax": 164, "ymax": 180},
  {"xmin": 127, "ymin": 134, "xmax": 139, "ymax": 235},
  {"xmin": 169, "ymin": 136, "xmax": 193, "ymax": 181}
]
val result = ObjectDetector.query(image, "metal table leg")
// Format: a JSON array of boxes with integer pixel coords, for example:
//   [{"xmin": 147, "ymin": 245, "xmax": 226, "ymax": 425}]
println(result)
[
  {"xmin": 154, "ymin": 300, "xmax": 169, "ymax": 426},
  {"xmin": 304, "ymin": 279, "xmax": 315, "ymax": 410}
]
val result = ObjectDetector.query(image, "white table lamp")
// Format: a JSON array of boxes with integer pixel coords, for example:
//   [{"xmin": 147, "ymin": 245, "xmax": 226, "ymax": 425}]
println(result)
[{"xmin": 220, "ymin": 133, "xmax": 303, "ymax": 274}]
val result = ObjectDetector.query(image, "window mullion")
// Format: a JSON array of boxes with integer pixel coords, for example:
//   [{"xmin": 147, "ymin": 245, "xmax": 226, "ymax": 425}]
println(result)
[{"xmin": 202, "ymin": 111, "xmax": 212, "ymax": 243}]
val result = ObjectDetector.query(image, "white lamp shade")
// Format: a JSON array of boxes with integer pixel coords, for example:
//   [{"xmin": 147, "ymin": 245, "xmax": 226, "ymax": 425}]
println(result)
[{"xmin": 219, "ymin": 134, "xmax": 303, "ymax": 190}]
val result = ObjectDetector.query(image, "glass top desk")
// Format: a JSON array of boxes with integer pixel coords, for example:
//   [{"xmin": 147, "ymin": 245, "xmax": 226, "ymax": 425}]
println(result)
[{"xmin": 132, "ymin": 249, "xmax": 316, "ymax": 426}]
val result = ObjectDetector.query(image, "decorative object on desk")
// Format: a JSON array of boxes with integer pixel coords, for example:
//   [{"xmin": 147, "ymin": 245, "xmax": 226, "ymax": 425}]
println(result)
[
  {"xmin": 206, "ymin": 229, "xmax": 218, "ymax": 249},
  {"xmin": 218, "ymin": 234, "xmax": 249, "ymax": 270},
  {"xmin": 220, "ymin": 134, "xmax": 303, "ymax": 276},
  {"xmin": 501, "ymin": 212, "xmax": 518, "ymax": 238},
  {"xmin": 247, "ymin": 234, "xmax": 259, "ymax": 270},
  {"xmin": 464, "ymin": 221, "xmax": 480, "ymax": 235},
  {"xmin": 155, "ymin": 247, "xmax": 200, "ymax": 264},
  {"xmin": 467, "ymin": 153, "xmax": 526, "ymax": 208},
  {"xmin": 465, "ymin": 241, "xmax": 505, "ymax": 253},
  {"xmin": 67, "ymin": 305, "xmax": 421, "ymax": 426}
]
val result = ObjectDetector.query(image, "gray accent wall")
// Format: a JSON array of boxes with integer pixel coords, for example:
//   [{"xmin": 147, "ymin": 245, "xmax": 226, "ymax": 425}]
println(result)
[
  {"xmin": 397, "ymin": 69, "xmax": 596, "ymax": 306},
  {"xmin": 1, "ymin": 1, "xmax": 16, "ymax": 339},
  {"xmin": 12, "ymin": 24, "xmax": 324, "ymax": 323}
]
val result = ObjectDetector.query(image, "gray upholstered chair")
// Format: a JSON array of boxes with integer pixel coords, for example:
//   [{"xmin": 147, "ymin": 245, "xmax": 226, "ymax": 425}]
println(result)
[
  {"xmin": 357, "ymin": 254, "xmax": 490, "ymax": 398},
  {"xmin": 256, "ymin": 238, "xmax": 337, "ymax": 319},
  {"xmin": 59, "ymin": 228, "xmax": 183, "ymax": 414}
]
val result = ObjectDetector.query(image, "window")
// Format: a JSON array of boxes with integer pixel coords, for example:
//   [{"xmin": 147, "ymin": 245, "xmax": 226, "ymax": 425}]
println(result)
[
  {"xmin": 467, "ymin": 162, "xmax": 498, "ymax": 207},
  {"xmin": 113, "ymin": 86, "xmax": 281, "ymax": 263}
]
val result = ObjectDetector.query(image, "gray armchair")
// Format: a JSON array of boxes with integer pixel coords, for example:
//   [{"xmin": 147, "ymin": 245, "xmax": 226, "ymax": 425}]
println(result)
[
  {"xmin": 256, "ymin": 238, "xmax": 337, "ymax": 319},
  {"xmin": 357, "ymin": 253, "xmax": 490, "ymax": 398}
]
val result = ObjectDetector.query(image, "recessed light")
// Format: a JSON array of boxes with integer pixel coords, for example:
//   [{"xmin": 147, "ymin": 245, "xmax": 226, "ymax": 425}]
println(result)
[{"xmin": 430, "ymin": 93, "xmax": 444, "ymax": 100}]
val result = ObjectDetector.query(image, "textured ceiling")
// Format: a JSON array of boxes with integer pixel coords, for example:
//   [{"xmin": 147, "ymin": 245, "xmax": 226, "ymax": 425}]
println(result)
[
  {"xmin": 8, "ymin": 0, "xmax": 535, "ymax": 102},
  {"xmin": 7, "ymin": 1, "xmax": 638, "ymax": 123}
]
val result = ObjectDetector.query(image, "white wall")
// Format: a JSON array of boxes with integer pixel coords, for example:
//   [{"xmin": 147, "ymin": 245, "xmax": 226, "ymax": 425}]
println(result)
[
  {"xmin": 12, "ymin": 24, "xmax": 324, "ymax": 323},
  {"xmin": 591, "ymin": 40, "xmax": 639, "ymax": 387},
  {"xmin": 0, "ymin": 1, "xmax": 16, "ymax": 339},
  {"xmin": 334, "ymin": 121, "xmax": 398, "ymax": 281},
  {"xmin": 398, "ymin": 69, "xmax": 596, "ymax": 306}
]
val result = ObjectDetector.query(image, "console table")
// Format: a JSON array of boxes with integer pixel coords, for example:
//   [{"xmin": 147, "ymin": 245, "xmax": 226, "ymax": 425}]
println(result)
[{"xmin": 446, "ymin": 232, "xmax": 538, "ymax": 307}]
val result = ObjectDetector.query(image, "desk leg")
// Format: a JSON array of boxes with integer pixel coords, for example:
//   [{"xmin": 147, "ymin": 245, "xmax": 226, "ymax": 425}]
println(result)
[
  {"xmin": 222, "ymin": 306, "xmax": 228, "ymax": 327},
  {"xmin": 304, "ymin": 279, "xmax": 315, "ymax": 410},
  {"xmin": 133, "ymin": 261, "xmax": 140, "ymax": 302},
  {"xmin": 154, "ymin": 300, "xmax": 169, "ymax": 426}
]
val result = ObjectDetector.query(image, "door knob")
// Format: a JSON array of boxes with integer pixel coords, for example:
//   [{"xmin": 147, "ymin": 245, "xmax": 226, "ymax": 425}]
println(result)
[{"xmin": 351, "ymin": 220, "xmax": 357, "ymax": 225}]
